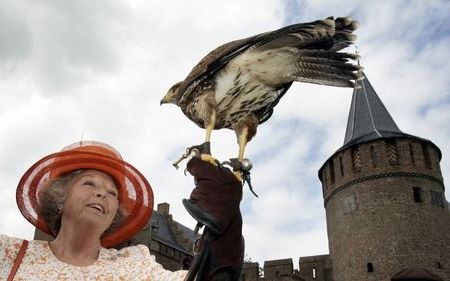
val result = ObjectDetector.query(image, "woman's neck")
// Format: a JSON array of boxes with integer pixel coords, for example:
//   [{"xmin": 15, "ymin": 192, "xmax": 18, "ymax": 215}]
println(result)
[{"xmin": 49, "ymin": 223, "xmax": 103, "ymax": 267}]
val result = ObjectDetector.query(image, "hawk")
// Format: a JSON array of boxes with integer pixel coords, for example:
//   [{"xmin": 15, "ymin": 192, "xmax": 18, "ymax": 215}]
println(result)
[{"xmin": 161, "ymin": 17, "xmax": 360, "ymax": 164}]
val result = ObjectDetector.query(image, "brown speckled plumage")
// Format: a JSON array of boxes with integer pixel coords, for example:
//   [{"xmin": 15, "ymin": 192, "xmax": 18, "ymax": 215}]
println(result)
[{"xmin": 162, "ymin": 17, "xmax": 361, "ymax": 158}]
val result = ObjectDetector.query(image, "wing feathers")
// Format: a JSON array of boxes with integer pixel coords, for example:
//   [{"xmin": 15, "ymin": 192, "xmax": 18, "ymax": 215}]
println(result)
[
  {"xmin": 255, "ymin": 17, "xmax": 357, "ymax": 53},
  {"xmin": 177, "ymin": 17, "xmax": 360, "ymax": 106}
]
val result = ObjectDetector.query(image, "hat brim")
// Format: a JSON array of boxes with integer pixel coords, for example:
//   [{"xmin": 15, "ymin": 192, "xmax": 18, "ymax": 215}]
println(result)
[{"xmin": 16, "ymin": 150, "xmax": 154, "ymax": 247}]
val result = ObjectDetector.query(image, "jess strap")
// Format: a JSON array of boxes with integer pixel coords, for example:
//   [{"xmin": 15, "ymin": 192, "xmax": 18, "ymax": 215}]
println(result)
[{"xmin": 7, "ymin": 239, "xmax": 29, "ymax": 281}]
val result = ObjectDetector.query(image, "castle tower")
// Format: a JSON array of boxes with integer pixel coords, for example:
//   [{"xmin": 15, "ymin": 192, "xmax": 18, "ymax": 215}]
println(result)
[{"xmin": 318, "ymin": 74, "xmax": 450, "ymax": 281}]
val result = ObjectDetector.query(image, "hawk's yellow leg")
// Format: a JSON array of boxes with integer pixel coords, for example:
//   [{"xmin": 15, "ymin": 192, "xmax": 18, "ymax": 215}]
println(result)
[
  {"xmin": 238, "ymin": 127, "xmax": 248, "ymax": 160},
  {"xmin": 233, "ymin": 127, "xmax": 249, "ymax": 181},
  {"xmin": 201, "ymin": 110, "xmax": 218, "ymax": 165}
]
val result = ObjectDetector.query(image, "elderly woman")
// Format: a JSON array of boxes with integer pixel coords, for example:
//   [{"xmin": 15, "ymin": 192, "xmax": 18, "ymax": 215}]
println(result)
[{"xmin": 1, "ymin": 141, "xmax": 243, "ymax": 280}]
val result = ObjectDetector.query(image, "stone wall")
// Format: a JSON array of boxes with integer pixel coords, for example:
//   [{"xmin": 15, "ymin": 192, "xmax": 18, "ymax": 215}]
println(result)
[
  {"xmin": 263, "ymin": 258, "xmax": 294, "ymax": 280},
  {"xmin": 320, "ymin": 138, "xmax": 450, "ymax": 281},
  {"xmin": 298, "ymin": 255, "xmax": 333, "ymax": 281},
  {"xmin": 241, "ymin": 262, "xmax": 260, "ymax": 281}
]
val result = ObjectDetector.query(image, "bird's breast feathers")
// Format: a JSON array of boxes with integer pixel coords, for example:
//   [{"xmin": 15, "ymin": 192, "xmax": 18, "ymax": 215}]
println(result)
[{"xmin": 213, "ymin": 62, "xmax": 281, "ymax": 129}]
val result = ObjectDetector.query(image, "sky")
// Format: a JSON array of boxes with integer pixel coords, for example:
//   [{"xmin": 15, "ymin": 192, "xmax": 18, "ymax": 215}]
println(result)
[{"xmin": 1, "ymin": 0, "xmax": 449, "ymax": 268}]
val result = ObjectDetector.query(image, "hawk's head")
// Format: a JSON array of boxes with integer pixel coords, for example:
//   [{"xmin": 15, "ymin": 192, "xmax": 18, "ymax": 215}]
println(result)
[{"xmin": 160, "ymin": 81, "xmax": 183, "ymax": 105}]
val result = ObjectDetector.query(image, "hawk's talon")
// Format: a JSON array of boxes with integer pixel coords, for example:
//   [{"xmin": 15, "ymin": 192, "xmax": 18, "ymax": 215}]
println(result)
[
  {"xmin": 222, "ymin": 158, "xmax": 253, "ymax": 172},
  {"xmin": 172, "ymin": 147, "xmax": 201, "ymax": 169},
  {"xmin": 222, "ymin": 158, "xmax": 258, "ymax": 197},
  {"xmin": 243, "ymin": 170, "xmax": 258, "ymax": 198},
  {"xmin": 232, "ymin": 171, "xmax": 243, "ymax": 182},
  {"xmin": 200, "ymin": 154, "xmax": 219, "ymax": 166}
]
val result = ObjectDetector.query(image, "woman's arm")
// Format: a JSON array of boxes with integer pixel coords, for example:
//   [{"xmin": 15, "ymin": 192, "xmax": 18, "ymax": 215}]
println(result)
[{"xmin": 183, "ymin": 157, "xmax": 244, "ymax": 281}]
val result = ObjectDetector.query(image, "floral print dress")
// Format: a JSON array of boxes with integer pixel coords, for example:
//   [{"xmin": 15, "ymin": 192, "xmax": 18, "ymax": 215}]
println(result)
[{"xmin": 0, "ymin": 234, "xmax": 187, "ymax": 280}]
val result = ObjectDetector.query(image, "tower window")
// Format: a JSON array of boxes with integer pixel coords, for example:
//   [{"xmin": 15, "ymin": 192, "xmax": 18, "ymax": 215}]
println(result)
[
  {"xmin": 367, "ymin": 262, "xmax": 374, "ymax": 272},
  {"xmin": 322, "ymin": 170, "xmax": 327, "ymax": 190},
  {"xmin": 409, "ymin": 143, "xmax": 415, "ymax": 166},
  {"xmin": 370, "ymin": 145, "xmax": 377, "ymax": 167},
  {"xmin": 312, "ymin": 267, "xmax": 316, "ymax": 279},
  {"xmin": 413, "ymin": 187, "xmax": 423, "ymax": 203},
  {"xmin": 422, "ymin": 143, "xmax": 432, "ymax": 169},
  {"xmin": 343, "ymin": 194, "xmax": 357, "ymax": 214},
  {"xmin": 329, "ymin": 160, "xmax": 335, "ymax": 184},
  {"xmin": 339, "ymin": 156, "xmax": 344, "ymax": 176},
  {"xmin": 430, "ymin": 190, "xmax": 445, "ymax": 208}
]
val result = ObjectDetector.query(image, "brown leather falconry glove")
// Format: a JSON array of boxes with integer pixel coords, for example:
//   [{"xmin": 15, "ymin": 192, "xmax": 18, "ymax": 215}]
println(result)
[{"xmin": 183, "ymin": 157, "xmax": 244, "ymax": 281}]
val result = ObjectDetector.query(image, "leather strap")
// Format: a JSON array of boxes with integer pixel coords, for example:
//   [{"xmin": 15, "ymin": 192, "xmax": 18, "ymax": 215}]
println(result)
[{"xmin": 7, "ymin": 240, "xmax": 28, "ymax": 281}]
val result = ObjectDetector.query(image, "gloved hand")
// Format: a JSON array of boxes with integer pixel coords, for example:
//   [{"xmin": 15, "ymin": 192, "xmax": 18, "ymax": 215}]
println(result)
[{"xmin": 184, "ymin": 157, "xmax": 244, "ymax": 281}]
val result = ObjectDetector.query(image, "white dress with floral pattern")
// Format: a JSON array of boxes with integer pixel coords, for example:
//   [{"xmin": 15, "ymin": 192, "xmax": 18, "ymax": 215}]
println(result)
[{"xmin": 0, "ymin": 234, "xmax": 187, "ymax": 280}]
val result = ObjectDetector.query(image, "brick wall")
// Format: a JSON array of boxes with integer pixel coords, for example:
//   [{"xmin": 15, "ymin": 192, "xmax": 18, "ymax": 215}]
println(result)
[{"xmin": 321, "ymin": 138, "xmax": 450, "ymax": 281}]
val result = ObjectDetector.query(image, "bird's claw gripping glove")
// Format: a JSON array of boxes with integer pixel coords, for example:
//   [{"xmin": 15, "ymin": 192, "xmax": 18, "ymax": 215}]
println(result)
[{"xmin": 183, "ymin": 157, "xmax": 244, "ymax": 281}]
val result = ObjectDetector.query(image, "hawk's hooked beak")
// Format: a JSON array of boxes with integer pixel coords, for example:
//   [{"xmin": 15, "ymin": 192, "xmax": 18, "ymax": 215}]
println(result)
[
  {"xmin": 161, "ymin": 81, "xmax": 183, "ymax": 106},
  {"xmin": 160, "ymin": 95, "xmax": 174, "ymax": 105}
]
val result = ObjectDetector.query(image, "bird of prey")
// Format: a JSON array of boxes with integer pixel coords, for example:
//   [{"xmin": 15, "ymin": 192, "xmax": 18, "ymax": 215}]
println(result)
[{"xmin": 161, "ymin": 17, "xmax": 361, "ymax": 165}]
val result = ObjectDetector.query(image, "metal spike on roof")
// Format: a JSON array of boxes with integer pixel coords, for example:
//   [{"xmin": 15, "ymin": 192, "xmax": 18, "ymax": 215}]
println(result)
[{"xmin": 343, "ymin": 72, "xmax": 405, "ymax": 146}]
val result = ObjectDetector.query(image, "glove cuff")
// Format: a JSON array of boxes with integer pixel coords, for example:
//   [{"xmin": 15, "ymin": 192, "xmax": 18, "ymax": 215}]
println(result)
[{"xmin": 182, "ymin": 199, "xmax": 221, "ymax": 236}]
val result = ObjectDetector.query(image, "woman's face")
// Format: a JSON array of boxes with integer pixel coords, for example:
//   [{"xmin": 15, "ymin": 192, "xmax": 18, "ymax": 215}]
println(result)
[{"xmin": 61, "ymin": 170, "xmax": 119, "ymax": 233}]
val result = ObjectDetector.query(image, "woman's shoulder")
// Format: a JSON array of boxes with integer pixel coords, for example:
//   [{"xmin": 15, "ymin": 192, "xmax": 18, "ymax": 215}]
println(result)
[
  {"xmin": 0, "ymin": 233, "xmax": 24, "ymax": 245},
  {"xmin": 0, "ymin": 233, "xmax": 26, "ymax": 256},
  {"xmin": 0, "ymin": 234, "xmax": 27, "ymax": 279}
]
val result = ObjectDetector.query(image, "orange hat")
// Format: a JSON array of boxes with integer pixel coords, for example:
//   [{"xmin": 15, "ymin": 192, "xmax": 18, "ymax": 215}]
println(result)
[{"xmin": 16, "ymin": 141, "xmax": 154, "ymax": 247}]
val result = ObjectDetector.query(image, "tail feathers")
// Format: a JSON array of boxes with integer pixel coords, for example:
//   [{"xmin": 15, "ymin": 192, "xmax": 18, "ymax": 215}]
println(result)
[
  {"xmin": 293, "ymin": 70, "xmax": 359, "ymax": 88},
  {"xmin": 332, "ymin": 17, "xmax": 359, "ymax": 32},
  {"xmin": 293, "ymin": 61, "xmax": 360, "ymax": 78},
  {"xmin": 296, "ymin": 58, "xmax": 360, "ymax": 72},
  {"xmin": 297, "ymin": 50, "xmax": 360, "ymax": 68},
  {"xmin": 288, "ymin": 50, "xmax": 362, "ymax": 87},
  {"xmin": 327, "ymin": 17, "xmax": 358, "ymax": 51}
]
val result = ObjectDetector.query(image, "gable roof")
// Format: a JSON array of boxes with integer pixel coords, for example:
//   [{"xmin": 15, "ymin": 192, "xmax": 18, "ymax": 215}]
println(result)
[{"xmin": 150, "ymin": 209, "xmax": 196, "ymax": 255}]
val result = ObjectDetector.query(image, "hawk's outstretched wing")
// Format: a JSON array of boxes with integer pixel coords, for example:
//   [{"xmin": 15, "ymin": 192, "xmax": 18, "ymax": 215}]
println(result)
[
  {"xmin": 177, "ymin": 17, "xmax": 358, "ymax": 106},
  {"xmin": 161, "ymin": 17, "xmax": 360, "ymax": 161}
]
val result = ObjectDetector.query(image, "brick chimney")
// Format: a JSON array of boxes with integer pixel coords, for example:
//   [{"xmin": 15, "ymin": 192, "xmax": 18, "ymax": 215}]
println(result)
[{"xmin": 157, "ymin": 202, "xmax": 170, "ymax": 217}]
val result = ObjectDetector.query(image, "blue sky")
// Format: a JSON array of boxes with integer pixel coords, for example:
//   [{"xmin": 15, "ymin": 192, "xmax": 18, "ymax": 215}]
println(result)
[{"xmin": 1, "ymin": 0, "xmax": 449, "ymax": 267}]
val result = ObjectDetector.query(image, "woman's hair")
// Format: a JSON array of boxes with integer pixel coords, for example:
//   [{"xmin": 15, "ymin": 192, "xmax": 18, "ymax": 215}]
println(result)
[{"xmin": 38, "ymin": 170, "xmax": 125, "ymax": 237}]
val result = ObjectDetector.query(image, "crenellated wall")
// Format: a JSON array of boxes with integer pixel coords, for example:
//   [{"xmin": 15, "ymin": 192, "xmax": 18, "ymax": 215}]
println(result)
[
  {"xmin": 319, "ymin": 138, "xmax": 444, "ymax": 206},
  {"xmin": 298, "ymin": 255, "xmax": 333, "ymax": 281}
]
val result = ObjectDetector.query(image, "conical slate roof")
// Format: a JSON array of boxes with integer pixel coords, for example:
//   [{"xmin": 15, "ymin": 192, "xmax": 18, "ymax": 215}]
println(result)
[
  {"xmin": 343, "ymin": 72, "xmax": 407, "ymax": 147},
  {"xmin": 319, "ymin": 72, "xmax": 441, "ymax": 175},
  {"xmin": 338, "ymin": 73, "xmax": 440, "ymax": 159}
]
